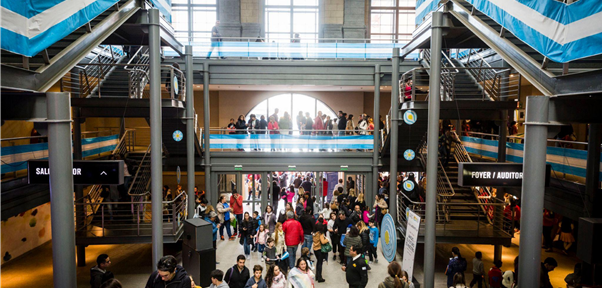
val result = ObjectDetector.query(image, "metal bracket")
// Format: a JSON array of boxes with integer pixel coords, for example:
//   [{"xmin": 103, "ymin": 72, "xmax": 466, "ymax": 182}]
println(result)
[
  {"xmin": 541, "ymin": 57, "xmax": 549, "ymax": 69},
  {"xmin": 499, "ymin": 27, "xmax": 505, "ymax": 37},
  {"xmin": 85, "ymin": 23, "xmax": 92, "ymax": 33}
]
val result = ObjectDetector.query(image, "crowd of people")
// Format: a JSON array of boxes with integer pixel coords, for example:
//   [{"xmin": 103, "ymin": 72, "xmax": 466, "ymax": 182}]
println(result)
[{"xmin": 226, "ymin": 108, "xmax": 385, "ymax": 137}]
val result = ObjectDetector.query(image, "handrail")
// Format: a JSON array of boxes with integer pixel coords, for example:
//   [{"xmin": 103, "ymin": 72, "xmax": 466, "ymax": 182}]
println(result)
[
  {"xmin": 464, "ymin": 131, "xmax": 591, "ymax": 147},
  {"xmin": 1, "ymin": 135, "xmax": 48, "ymax": 142},
  {"xmin": 128, "ymin": 144, "xmax": 152, "ymax": 196}
]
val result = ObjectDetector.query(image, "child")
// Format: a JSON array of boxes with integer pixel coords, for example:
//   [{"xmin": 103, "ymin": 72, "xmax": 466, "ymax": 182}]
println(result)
[
  {"xmin": 244, "ymin": 265, "xmax": 267, "ymax": 288},
  {"xmin": 368, "ymin": 220, "xmax": 379, "ymax": 263},
  {"xmin": 256, "ymin": 224, "xmax": 268, "ymax": 253},
  {"xmin": 300, "ymin": 247, "xmax": 314, "ymax": 271},
  {"xmin": 488, "ymin": 260, "xmax": 503, "ymax": 288},
  {"xmin": 470, "ymin": 251, "xmax": 485, "ymax": 288},
  {"xmin": 263, "ymin": 237, "xmax": 277, "ymax": 266}
]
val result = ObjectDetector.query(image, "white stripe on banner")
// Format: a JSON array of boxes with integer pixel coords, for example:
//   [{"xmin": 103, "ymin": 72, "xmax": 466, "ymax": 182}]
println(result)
[
  {"xmin": 479, "ymin": 0, "xmax": 602, "ymax": 45},
  {"xmin": 1, "ymin": 0, "xmax": 98, "ymax": 38},
  {"xmin": 415, "ymin": 0, "xmax": 434, "ymax": 21}
]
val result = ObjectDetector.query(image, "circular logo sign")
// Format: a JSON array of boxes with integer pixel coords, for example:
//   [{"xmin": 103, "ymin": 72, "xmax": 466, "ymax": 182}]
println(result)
[
  {"xmin": 403, "ymin": 110, "xmax": 417, "ymax": 125},
  {"xmin": 172, "ymin": 130, "xmax": 183, "ymax": 142},
  {"xmin": 380, "ymin": 213, "xmax": 397, "ymax": 262},
  {"xmin": 403, "ymin": 149, "xmax": 415, "ymax": 161},
  {"xmin": 403, "ymin": 180, "xmax": 415, "ymax": 191},
  {"xmin": 176, "ymin": 166, "xmax": 181, "ymax": 184},
  {"xmin": 173, "ymin": 76, "xmax": 179, "ymax": 95}
]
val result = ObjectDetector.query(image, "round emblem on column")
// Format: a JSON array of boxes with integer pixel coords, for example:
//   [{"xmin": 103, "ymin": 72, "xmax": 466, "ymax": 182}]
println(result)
[
  {"xmin": 403, "ymin": 110, "xmax": 417, "ymax": 125},
  {"xmin": 403, "ymin": 149, "xmax": 415, "ymax": 161},
  {"xmin": 403, "ymin": 180, "xmax": 415, "ymax": 191},
  {"xmin": 172, "ymin": 130, "xmax": 183, "ymax": 142}
]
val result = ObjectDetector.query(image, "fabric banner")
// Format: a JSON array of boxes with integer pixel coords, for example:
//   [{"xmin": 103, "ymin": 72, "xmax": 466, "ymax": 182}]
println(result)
[
  {"xmin": 1, "ymin": 0, "xmax": 119, "ymax": 57},
  {"xmin": 150, "ymin": 0, "xmax": 171, "ymax": 22},
  {"xmin": 209, "ymin": 134, "xmax": 374, "ymax": 150},
  {"xmin": 1, "ymin": 134, "xmax": 118, "ymax": 174},
  {"xmin": 460, "ymin": 136, "xmax": 602, "ymax": 180}
]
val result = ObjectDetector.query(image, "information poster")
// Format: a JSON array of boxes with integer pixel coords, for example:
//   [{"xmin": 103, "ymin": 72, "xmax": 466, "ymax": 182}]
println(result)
[{"xmin": 402, "ymin": 208, "xmax": 421, "ymax": 282}]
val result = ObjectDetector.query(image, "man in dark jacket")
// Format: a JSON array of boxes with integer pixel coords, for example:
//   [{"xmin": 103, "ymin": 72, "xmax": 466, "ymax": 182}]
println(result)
[
  {"xmin": 350, "ymin": 205, "xmax": 362, "ymax": 224},
  {"xmin": 343, "ymin": 245, "xmax": 368, "ymax": 288},
  {"xmin": 272, "ymin": 181, "xmax": 281, "ymax": 207},
  {"xmin": 224, "ymin": 255, "xmax": 250, "ymax": 288},
  {"xmin": 90, "ymin": 254, "xmax": 113, "ymax": 288},
  {"xmin": 540, "ymin": 257, "xmax": 557, "ymax": 288},
  {"xmin": 300, "ymin": 177, "xmax": 312, "ymax": 194},
  {"xmin": 304, "ymin": 112, "xmax": 313, "ymax": 135},
  {"xmin": 336, "ymin": 111, "xmax": 347, "ymax": 136},
  {"xmin": 334, "ymin": 211, "xmax": 354, "ymax": 265},
  {"xmin": 299, "ymin": 207, "xmax": 315, "ymax": 252},
  {"xmin": 145, "ymin": 255, "xmax": 191, "ymax": 288}
]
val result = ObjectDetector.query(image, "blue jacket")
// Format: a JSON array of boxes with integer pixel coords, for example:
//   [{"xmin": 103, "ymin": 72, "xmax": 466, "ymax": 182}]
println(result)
[
  {"xmin": 369, "ymin": 226, "xmax": 379, "ymax": 247},
  {"xmin": 204, "ymin": 216, "xmax": 218, "ymax": 242},
  {"xmin": 244, "ymin": 277, "xmax": 267, "ymax": 288},
  {"xmin": 446, "ymin": 257, "xmax": 467, "ymax": 287}
]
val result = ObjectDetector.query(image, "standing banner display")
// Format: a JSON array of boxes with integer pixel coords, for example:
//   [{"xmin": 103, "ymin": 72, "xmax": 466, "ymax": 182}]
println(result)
[
  {"xmin": 380, "ymin": 213, "xmax": 397, "ymax": 263},
  {"xmin": 402, "ymin": 208, "xmax": 421, "ymax": 283}
]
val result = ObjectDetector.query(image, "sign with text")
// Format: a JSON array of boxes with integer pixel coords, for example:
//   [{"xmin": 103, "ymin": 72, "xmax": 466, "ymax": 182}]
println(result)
[
  {"xmin": 458, "ymin": 162, "xmax": 550, "ymax": 187},
  {"xmin": 28, "ymin": 160, "xmax": 124, "ymax": 185},
  {"xmin": 401, "ymin": 208, "xmax": 421, "ymax": 283}
]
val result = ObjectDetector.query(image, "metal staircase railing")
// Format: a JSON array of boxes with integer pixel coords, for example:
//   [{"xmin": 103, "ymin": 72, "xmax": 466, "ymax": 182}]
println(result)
[
  {"xmin": 81, "ymin": 45, "xmax": 126, "ymax": 97},
  {"xmin": 127, "ymin": 144, "xmax": 151, "ymax": 196},
  {"xmin": 451, "ymin": 131, "xmax": 500, "ymax": 224},
  {"xmin": 125, "ymin": 46, "xmax": 151, "ymax": 99},
  {"xmin": 456, "ymin": 49, "xmax": 519, "ymax": 100}
]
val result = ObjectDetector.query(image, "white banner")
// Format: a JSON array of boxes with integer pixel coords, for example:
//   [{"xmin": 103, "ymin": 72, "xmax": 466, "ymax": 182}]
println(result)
[{"xmin": 402, "ymin": 208, "xmax": 421, "ymax": 283}]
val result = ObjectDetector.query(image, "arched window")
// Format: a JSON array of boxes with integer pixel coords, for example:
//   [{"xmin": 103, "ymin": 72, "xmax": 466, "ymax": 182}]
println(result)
[{"xmin": 246, "ymin": 93, "xmax": 337, "ymax": 131}]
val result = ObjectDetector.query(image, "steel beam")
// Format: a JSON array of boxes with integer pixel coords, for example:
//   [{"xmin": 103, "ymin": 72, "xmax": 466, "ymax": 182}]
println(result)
[
  {"xmin": 494, "ymin": 109, "xmax": 508, "ymax": 261},
  {"xmin": 203, "ymin": 64, "xmax": 212, "ymax": 204},
  {"xmin": 185, "ymin": 45, "xmax": 195, "ymax": 218},
  {"xmin": 585, "ymin": 124, "xmax": 601, "ymax": 217},
  {"xmin": 373, "ymin": 64, "xmax": 381, "ymax": 202},
  {"xmin": 149, "ymin": 8, "xmax": 163, "ymax": 267},
  {"xmin": 72, "ymin": 108, "xmax": 86, "ymax": 267},
  {"xmin": 389, "ymin": 49, "xmax": 400, "ymax": 223},
  {"xmin": 424, "ymin": 11, "xmax": 444, "ymax": 288},
  {"xmin": 46, "ymin": 92, "xmax": 77, "ymax": 288},
  {"xmin": 518, "ymin": 96, "xmax": 549, "ymax": 288}
]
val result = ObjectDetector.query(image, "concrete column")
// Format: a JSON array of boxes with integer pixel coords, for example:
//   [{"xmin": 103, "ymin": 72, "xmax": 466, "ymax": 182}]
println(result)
[
  {"xmin": 218, "ymin": 0, "xmax": 242, "ymax": 38},
  {"xmin": 46, "ymin": 92, "xmax": 77, "ymax": 288},
  {"xmin": 373, "ymin": 65, "xmax": 381, "ymax": 203},
  {"xmin": 342, "ymin": 0, "xmax": 366, "ymax": 42},
  {"xmin": 203, "ymin": 64, "xmax": 211, "ymax": 204},
  {"xmin": 518, "ymin": 96, "xmax": 549, "ymax": 288},
  {"xmin": 424, "ymin": 11, "xmax": 444, "ymax": 288},
  {"xmin": 72, "ymin": 108, "xmax": 86, "ymax": 266},
  {"xmin": 149, "ymin": 8, "xmax": 163, "ymax": 266},
  {"xmin": 185, "ymin": 46, "xmax": 195, "ymax": 218},
  {"xmin": 585, "ymin": 124, "xmax": 601, "ymax": 217},
  {"xmin": 389, "ymin": 49, "xmax": 400, "ymax": 223}
]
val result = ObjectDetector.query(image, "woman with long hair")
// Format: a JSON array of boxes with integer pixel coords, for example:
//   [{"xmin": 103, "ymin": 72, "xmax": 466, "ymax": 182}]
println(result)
[
  {"xmin": 378, "ymin": 261, "xmax": 406, "ymax": 288},
  {"xmin": 295, "ymin": 196, "xmax": 305, "ymax": 217},
  {"xmin": 342, "ymin": 226, "xmax": 363, "ymax": 266},
  {"xmin": 287, "ymin": 258, "xmax": 315, "ymax": 288},
  {"xmin": 279, "ymin": 112, "xmax": 292, "ymax": 135},
  {"xmin": 346, "ymin": 114, "xmax": 356, "ymax": 135},
  {"xmin": 355, "ymin": 193, "xmax": 366, "ymax": 211},
  {"xmin": 236, "ymin": 115, "xmax": 247, "ymax": 134},
  {"xmin": 445, "ymin": 247, "xmax": 467, "ymax": 288},
  {"xmin": 272, "ymin": 222, "xmax": 287, "ymax": 255},
  {"xmin": 312, "ymin": 223, "xmax": 329, "ymax": 283},
  {"xmin": 356, "ymin": 221, "xmax": 370, "ymax": 258},
  {"xmin": 452, "ymin": 273, "xmax": 467, "ymax": 288},
  {"xmin": 265, "ymin": 205, "xmax": 277, "ymax": 234},
  {"xmin": 265, "ymin": 264, "xmax": 287, "ymax": 288},
  {"xmin": 240, "ymin": 212, "xmax": 255, "ymax": 257}
]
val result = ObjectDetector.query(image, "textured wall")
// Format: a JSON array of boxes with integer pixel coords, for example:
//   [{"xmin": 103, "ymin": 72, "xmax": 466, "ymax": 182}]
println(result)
[
  {"xmin": 1, "ymin": 203, "xmax": 52, "ymax": 265},
  {"xmin": 241, "ymin": 0, "xmax": 260, "ymax": 23},
  {"xmin": 323, "ymin": 0, "xmax": 344, "ymax": 24}
]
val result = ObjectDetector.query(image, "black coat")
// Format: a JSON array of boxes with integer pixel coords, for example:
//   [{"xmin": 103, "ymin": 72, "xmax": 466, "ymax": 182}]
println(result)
[
  {"xmin": 224, "ymin": 265, "xmax": 250, "ymax": 288},
  {"xmin": 240, "ymin": 219, "xmax": 256, "ymax": 242},
  {"xmin": 299, "ymin": 214, "xmax": 315, "ymax": 236},
  {"xmin": 235, "ymin": 120, "xmax": 247, "ymax": 134},
  {"xmin": 145, "ymin": 265, "xmax": 191, "ymax": 288},
  {"xmin": 334, "ymin": 217, "xmax": 353, "ymax": 236},
  {"xmin": 346, "ymin": 256, "xmax": 369, "ymax": 287},
  {"xmin": 359, "ymin": 229, "xmax": 370, "ymax": 253}
]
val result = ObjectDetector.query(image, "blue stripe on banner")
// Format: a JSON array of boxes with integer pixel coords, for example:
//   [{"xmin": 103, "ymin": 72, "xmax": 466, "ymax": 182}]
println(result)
[
  {"xmin": 1, "ymin": 161, "xmax": 29, "ymax": 174},
  {"xmin": 150, "ymin": 0, "xmax": 171, "ymax": 22},
  {"xmin": 513, "ymin": 0, "xmax": 602, "ymax": 25},
  {"xmin": 466, "ymin": 0, "xmax": 602, "ymax": 62},
  {"xmin": 81, "ymin": 134, "xmax": 118, "ymax": 145},
  {"xmin": 2, "ymin": 0, "xmax": 65, "ymax": 18},
  {"xmin": 546, "ymin": 146, "xmax": 588, "ymax": 160},
  {"xmin": 416, "ymin": 0, "xmax": 439, "ymax": 25},
  {"xmin": 212, "ymin": 143, "xmax": 373, "ymax": 150},
  {"xmin": 210, "ymin": 134, "xmax": 374, "ymax": 140},
  {"xmin": 2, "ymin": 142, "xmax": 48, "ymax": 155},
  {"xmin": 1, "ymin": 0, "xmax": 119, "ymax": 57}
]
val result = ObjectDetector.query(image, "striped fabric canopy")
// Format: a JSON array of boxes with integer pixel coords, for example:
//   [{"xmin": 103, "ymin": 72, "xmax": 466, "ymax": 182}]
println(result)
[{"xmin": 210, "ymin": 134, "xmax": 374, "ymax": 150}]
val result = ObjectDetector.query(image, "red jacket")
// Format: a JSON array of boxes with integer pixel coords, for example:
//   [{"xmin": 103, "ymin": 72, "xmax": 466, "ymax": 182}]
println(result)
[
  {"xmin": 282, "ymin": 219, "xmax": 304, "ymax": 246},
  {"xmin": 230, "ymin": 195, "xmax": 243, "ymax": 215}
]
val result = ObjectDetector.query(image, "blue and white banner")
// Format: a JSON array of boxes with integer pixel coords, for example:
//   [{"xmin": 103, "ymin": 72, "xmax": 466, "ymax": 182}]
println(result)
[
  {"xmin": 1, "ymin": 134, "xmax": 118, "ymax": 174},
  {"xmin": 1, "ymin": 0, "xmax": 119, "ymax": 57},
  {"xmin": 461, "ymin": 136, "xmax": 602, "ymax": 180},
  {"xmin": 165, "ymin": 42, "xmax": 420, "ymax": 60},
  {"xmin": 210, "ymin": 134, "xmax": 374, "ymax": 150},
  {"xmin": 150, "ymin": 0, "xmax": 171, "ymax": 23},
  {"xmin": 416, "ymin": 0, "xmax": 602, "ymax": 63}
]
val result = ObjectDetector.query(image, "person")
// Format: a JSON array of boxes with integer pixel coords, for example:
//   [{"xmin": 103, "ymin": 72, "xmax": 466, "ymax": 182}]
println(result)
[
  {"xmin": 400, "ymin": 271, "xmax": 414, "ymax": 288},
  {"xmin": 293, "ymin": 174, "xmax": 303, "ymax": 189},
  {"xmin": 227, "ymin": 118, "xmax": 237, "ymax": 134},
  {"xmin": 248, "ymin": 114, "xmax": 259, "ymax": 134},
  {"xmin": 335, "ymin": 211, "xmax": 354, "ymax": 265},
  {"xmin": 259, "ymin": 115, "xmax": 268, "ymax": 134},
  {"xmin": 325, "ymin": 116, "xmax": 334, "ymax": 135},
  {"xmin": 343, "ymin": 245, "xmax": 368, "ymax": 288},
  {"xmin": 263, "ymin": 237, "xmax": 277, "ymax": 266},
  {"xmin": 299, "ymin": 247, "xmax": 314, "ymax": 271},
  {"xmin": 236, "ymin": 115, "xmax": 247, "ymax": 134},
  {"xmin": 304, "ymin": 112, "xmax": 313, "ymax": 136},
  {"xmin": 145, "ymin": 255, "xmax": 191, "ymax": 288},
  {"xmin": 347, "ymin": 177, "xmax": 355, "ymax": 193},
  {"xmin": 282, "ymin": 211, "xmax": 304, "ymax": 269},
  {"xmin": 368, "ymin": 220, "xmax": 379, "ymax": 263},
  {"xmin": 225, "ymin": 255, "xmax": 251, "ymax": 288},
  {"xmin": 356, "ymin": 221, "xmax": 370, "ymax": 260},
  {"xmin": 452, "ymin": 273, "xmax": 467, "ymax": 288},
  {"xmin": 508, "ymin": 121, "xmax": 518, "ymax": 136},
  {"xmin": 469, "ymin": 251, "xmax": 484, "ymax": 288},
  {"xmin": 445, "ymin": 247, "xmax": 467, "ymax": 288},
  {"xmin": 542, "ymin": 209, "xmax": 556, "ymax": 252},
  {"xmin": 217, "ymin": 195, "xmax": 234, "ymax": 240},
  {"xmin": 296, "ymin": 111, "xmax": 306, "ymax": 133},
  {"xmin": 270, "ymin": 108, "xmax": 280, "ymax": 124},
  {"xmin": 244, "ymin": 265, "xmax": 267, "ymax": 288},
  {"xmin": 358, "ymin": 115, "xmax": 369, "ymax": 135},
  {"xmin": 313, "ymin": 111, "xmax": 325, "ymax": 133},
  {"xmin": 540, "ymin": 257, "xmax": 557, "ymax": 288},
  {"xmin": 501, "ymin": 271, "xmax": 514, "ymax": 288},
  {"xmin": 346, "ymin": 114, "xmax": 356, "ymax": 135},
  {"xmin": 287, "ymin": 258, "xmax": 315, "ymax": 288},
  {"xmin": 205, "ymin": 211, "xmax": 220, "ymax": 249},
  {"xmin": 295, "ymin": 197, "xmax": 305, "ymax": 217},
  {"xmin": 100, "ymin": 279, "xmax": 122, "ymax": 288},
  {"xmin": 209, "ymin": 269, "xmax": 229, "ymax": 288},
  {"xmin": 403, "ymin": 79, "xmax": 413, "ymax": 101},
  {"xmin": 280, "ymin": 112, "xmax": 292, "ymax": 135},
  {"xmin": 343, "ymin": 226, "xmax": 363, "ymax": 267},
  {"xmin": 564, "ymin": 263, "xmax": 582, "ymax": 288},
  {"xmin": 327, "ymin": 212, "xmax": 338, "ymax": 259},
  {"xmin": 377, "ymin": 261, "xmax": 406, "ymax": 288},
  {"xmin": 256, "ymin": 224, "xmax": 269, "ymax": 254},
  {"xmin": 367, "ymin": 117, "xmax": 375, "ymax": 134},
  {"xmin": 439, "ymin": 128, "xmax": 461, "ymax": 167},
  {"xmin": 504, "ymin": 199, "xmax": 521, "ymax": 233},
  {"xmin": 240, "ymin": 212, "xmax": 256, "ymax": 257},
  {"xmin": 350, "ymin": 204, "xmax": 362, "ymax": 224},
  {"xmin": 273, "ymin": 222, "xmax": 287, "ymax": 254},
  {"xmin": 265, "ymin": 205, "xmax": 277, "ymax": 234},
  {"xmin": 299, "ymin": 207, "xmax": 315, "ymax": 252},
  {"xmin": 335, "ymin": 111, "xmax": 347, "ymax": 136},
  {"xmin": 488, "ymin": 260, "xmax": 503, "ymax": 288},
  {"xmin": 313, "ymin": 197, "xmax": 321, "ymax": 220},
  {"xmin": 91, "ymin": 254, "xmax": 114, "ymax": 288},
  {"xmin": 207, "ymin": 20, "xmax": 223, "ymax": 59},
  {"xmin": 265, "ymin": 264, "xmax": 287, "ymax": 288},
  {"xmin": 312, "ymin": 223, "xmax": 329, "ymax": 283},
  {"xmin": 231, "ymin": 190, "xmax": 244, "ymax": 237},
  {"xmin": 559, "ymin": 217, "xmax": 575, "ymax": 255}
]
